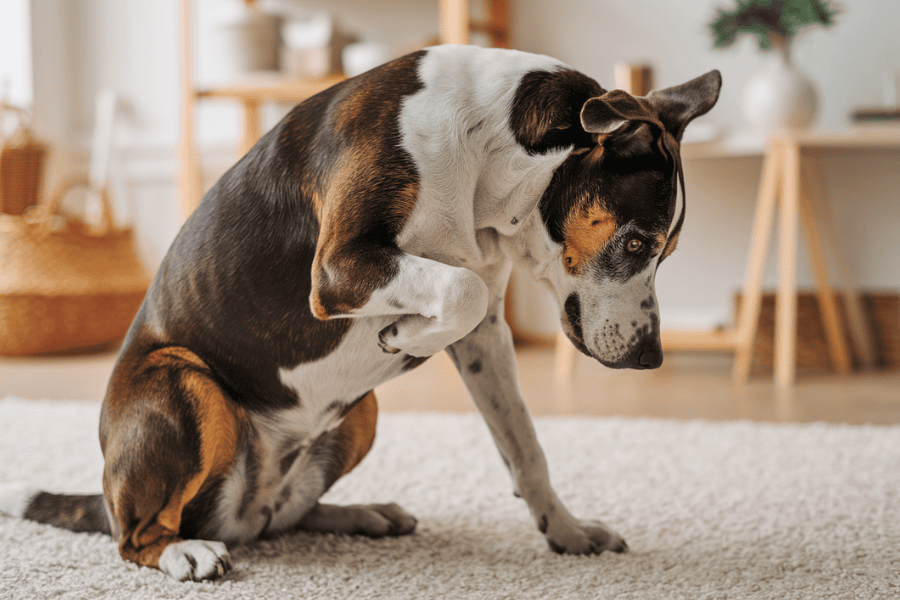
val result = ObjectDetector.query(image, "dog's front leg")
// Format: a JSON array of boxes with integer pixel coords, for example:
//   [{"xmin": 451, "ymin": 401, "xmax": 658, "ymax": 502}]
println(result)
[
  {"xmin": 312, "ymin": 251, "xmax": 490, "ymax": 357},
  {"xmin": 448, "ymin": 299, "xmax": 628, "ymax": 556}
]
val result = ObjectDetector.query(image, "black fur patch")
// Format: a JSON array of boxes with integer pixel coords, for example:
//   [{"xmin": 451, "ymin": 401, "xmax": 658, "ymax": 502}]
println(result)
[
  {"xmin": 563, "ymin": 293, "xmax": 590, "ymax": 356},
  {"xmin": 23, "ymin": 493, "xmax": 111, "ymax": 535},
  {"xmin": 510, "ymin": 68, "xmax": 603, "ymax": 155}
]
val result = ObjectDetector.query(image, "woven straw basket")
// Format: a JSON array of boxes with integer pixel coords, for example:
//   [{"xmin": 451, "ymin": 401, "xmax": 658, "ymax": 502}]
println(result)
[
  {"xmin": 0, "ymin": 179, "xmax": 150, "ymax": 355},
  {"xmin": 0, "ymin": 101, "xmax": 47, "ymax": 215}
]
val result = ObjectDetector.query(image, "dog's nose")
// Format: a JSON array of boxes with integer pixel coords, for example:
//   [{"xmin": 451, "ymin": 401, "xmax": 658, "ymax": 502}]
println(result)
[{"xmin": 638, "ymin": 340, "xmax": 663, "ymax": 369}]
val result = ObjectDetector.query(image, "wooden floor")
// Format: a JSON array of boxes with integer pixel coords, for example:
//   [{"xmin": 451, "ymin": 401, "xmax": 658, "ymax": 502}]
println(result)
[{"xmin": 1, "ymin": 344, "xmax": 899, "ymax": 425}]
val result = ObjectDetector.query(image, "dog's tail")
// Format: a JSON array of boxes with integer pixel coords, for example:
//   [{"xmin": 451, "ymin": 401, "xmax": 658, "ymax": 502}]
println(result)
[{"xmin": 0, "ymin": 486, "xmax": 112, "ymax": 536}]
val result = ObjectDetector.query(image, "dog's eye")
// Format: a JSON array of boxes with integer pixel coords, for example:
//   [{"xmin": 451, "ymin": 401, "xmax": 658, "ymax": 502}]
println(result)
[{"xmin": 626, "ymin": 239, "xmax": 643, "ymax": 253}]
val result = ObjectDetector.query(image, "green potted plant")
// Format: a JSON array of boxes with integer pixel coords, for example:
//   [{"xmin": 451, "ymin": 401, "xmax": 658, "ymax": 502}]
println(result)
[{"xmin": 708, "ymin": 0, "xmax": 838, "ymax": 130}]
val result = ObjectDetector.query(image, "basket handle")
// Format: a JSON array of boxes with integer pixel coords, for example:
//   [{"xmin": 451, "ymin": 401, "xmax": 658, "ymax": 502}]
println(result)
[{"xmin": 36, "ymin": 176, "xmax": 116, "ymax": 234}]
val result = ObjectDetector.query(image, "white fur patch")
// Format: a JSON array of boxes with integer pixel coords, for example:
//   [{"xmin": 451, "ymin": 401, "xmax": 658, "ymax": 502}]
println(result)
[
  {"xmin": 158, "ymin": 539, "xmax": 232, "ymax": 581},
  {"xmin": 0, "ymin": 483, "xmax": 39, "ymax": 518}
]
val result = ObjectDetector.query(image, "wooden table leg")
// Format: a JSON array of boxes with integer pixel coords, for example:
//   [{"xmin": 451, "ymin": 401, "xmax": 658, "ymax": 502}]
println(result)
[
  {"xmin": 239, "ymin": 99, "xmax": 261, "ymax": 156},
  {"xmin": 798, "ymin": 174, "xmax": 852, "ymax": 374},
  {"xmin": 440, "ymin": 0, "xmax": 470, "ymax": 44},
  {"xmin": 774, "ymin": 140, "xmax": 801, "ymax": 387},
  {"xmin": 733, "ymin": 140, "xmax": 783, "ymax": 382},
  {"xmin": 178, "ymin": 0, "xmax": 203, "ymax": 221},
  {"xmin": 801, "ymin": 157, "xmax": 875, "ymax": 368},
  {"xmin": 554, "ymin": 330, "xmax": 577, "ymax": 385}
]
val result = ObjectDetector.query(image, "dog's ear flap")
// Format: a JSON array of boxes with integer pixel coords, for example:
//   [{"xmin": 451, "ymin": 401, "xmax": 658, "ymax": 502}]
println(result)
[
  {"xmin": 645, "ymin": 70, "xmax": 722, "ymax": 141},
  {"xmin": 581, "ymin": 91, "xmax": 664, "ymax": 158},
  {"xmin": 580, "ymin": 90, "xmax": 660, "ymax": 135}
]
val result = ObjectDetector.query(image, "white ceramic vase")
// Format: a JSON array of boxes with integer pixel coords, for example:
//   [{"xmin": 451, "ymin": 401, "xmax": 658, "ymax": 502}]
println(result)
[{"xmin": 742, "ymin": 47, "xmax": 818, "ymax": 131}]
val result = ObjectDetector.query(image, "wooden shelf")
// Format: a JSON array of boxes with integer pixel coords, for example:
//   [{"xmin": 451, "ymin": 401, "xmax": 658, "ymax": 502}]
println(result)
[
  {"xmin": 195, "ymin": 74, "xmax": 348, "ymax": 103},
  {"xmin": 179, "ymin": 1, "xmax": 510, "ymax": 219}
]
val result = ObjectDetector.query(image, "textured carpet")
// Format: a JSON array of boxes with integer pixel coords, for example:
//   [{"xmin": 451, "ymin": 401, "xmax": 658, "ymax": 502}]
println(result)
[{"xmin": 1, "ymin": 397, "xmax": 899, "ymax": 599}]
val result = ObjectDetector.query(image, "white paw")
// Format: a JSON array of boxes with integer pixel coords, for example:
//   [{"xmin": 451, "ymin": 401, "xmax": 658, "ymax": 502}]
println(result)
[
  {"xmin": 544, "ymin": 518, "xmax": 628, "ymax": 555},
  {"xmin": 378, "ymin": 316, "xmax": 471, "ymax": 358},
  {"xmin": 158, "ymin": 540, "xmax": 232, "ymax": 581}
]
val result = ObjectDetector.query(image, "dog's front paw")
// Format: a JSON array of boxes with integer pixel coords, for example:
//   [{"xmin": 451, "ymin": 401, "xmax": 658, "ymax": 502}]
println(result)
[
  {"xmin": 158, "ymin": 539, "xmax": 232, "ymax": 581},
  {"xmin": 378, "ymin": 324, "xmax": 402, "ymax": 354},
  {"xmin": 544, "ymin": 518, "xmax": 628, "ymax": 555},
  {"xmin": 377, "ymin": 316, "xmax": 463, "ymax": 358}
]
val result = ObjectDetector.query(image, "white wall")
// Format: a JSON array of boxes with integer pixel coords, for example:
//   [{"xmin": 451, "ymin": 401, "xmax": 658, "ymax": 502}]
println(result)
[
  {"xmin": 26, "ymin": 0, "xmax": 900, "ymax": 329},
  {"xmin": 0, "ymin": 0, "xmax": 32, "ymax": 108}
]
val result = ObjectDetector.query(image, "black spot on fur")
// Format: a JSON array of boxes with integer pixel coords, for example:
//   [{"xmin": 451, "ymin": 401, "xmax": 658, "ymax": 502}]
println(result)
[
  {"xmin": 538, "ymin": 515, "xmax": 549, "ymax": 534},
  {"xmin": 388, "ymin": 298, "xmax": 405, "ymax": 310},
  {"xmin": 280, "ymin": 447, "xmax": 301, "ymax": 476},
  {"xmin": 489, "ymin": 315, "xmax": 498, "ymax": 324},
  {"xmin": 467, "ymin": 119, "xmax": 484, "ymax": 136},
  {"xmin": 640, "ymin": 295, "xmax": 655, "ymax": 310},
  {"xmin": 468, "ymin": 359, "xmax": 483, "ymax": 374}
]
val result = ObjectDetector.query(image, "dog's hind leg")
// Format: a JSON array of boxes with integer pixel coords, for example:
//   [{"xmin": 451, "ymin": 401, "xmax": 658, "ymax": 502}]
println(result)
[
  {"xmin": 100, "ymin": 347, "xmax": 244, "ymax": 580},
  {"xmin": 447, "ymin": 279, "xmax": 628, "ymax": 556},
  {"xmin": 297, "ymin": 391, "xmax": 418, "ymax": 537}
]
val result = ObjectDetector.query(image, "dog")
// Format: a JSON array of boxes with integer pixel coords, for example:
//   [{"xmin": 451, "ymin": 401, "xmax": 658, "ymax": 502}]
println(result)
[{"xmin": 1, "ymin": 45, "xmax": 720, "ymax": 581}]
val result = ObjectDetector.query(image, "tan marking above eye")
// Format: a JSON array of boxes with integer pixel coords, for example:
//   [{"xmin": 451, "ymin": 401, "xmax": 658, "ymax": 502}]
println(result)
[{"xmin": 562, "ymin": 203, "xmax": 617, "ymax": 274}]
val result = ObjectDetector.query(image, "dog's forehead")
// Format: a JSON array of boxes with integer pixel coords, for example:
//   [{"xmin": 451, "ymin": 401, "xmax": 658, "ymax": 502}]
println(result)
[{"xmin": 587, "ymin": 156, "xmax": 677, "ymax": 233}]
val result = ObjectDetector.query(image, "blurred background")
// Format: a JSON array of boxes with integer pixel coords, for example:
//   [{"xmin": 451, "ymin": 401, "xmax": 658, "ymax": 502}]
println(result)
[{"xmin": 1, "ymin": 0, "xmax": 898, "ymax": 422}]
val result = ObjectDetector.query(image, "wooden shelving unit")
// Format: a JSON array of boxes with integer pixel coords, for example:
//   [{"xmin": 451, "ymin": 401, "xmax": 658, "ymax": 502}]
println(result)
[{"xmin": 178, "ymin": 0, "xmax": 509, "ymax": 220}]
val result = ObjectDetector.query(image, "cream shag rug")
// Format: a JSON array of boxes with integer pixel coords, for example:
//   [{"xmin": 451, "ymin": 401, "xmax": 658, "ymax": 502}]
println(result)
[{"xmin": 1, "ymin": 397, "xmax": 899, "ymax": 600}]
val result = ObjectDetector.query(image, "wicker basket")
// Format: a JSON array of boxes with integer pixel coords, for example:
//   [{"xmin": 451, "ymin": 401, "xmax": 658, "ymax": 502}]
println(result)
[
  {"xmin": 0, "ymin": 102, "xmax": 47, "ymax": 215},
  {"xmin": 0, "ymin": 179, "xmax": 150, "ymax": 355},
  {"xmin": 734, "ymin": 291, "xmax": 900, "ymax": 376}
]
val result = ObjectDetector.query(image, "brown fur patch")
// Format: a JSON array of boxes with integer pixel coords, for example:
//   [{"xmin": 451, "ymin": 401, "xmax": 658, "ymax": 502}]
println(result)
[
  {"xmin": 104, "ymin": 347, "xmax": 246, "ymax": 570},
  {"xmin": 562, "ymin": 203, "xmax": 617, "ymax": 274},
  {"xmin": 334, "ymin": 391, "xmax": 378, "ymax": 479},
  {"xmin": 309, "ymin": 52, "xmax": 425, "ymax": 318}
]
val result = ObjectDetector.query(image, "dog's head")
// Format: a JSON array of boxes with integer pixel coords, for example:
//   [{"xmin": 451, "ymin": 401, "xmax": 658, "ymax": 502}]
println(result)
[{"xmin": 531, "ymin": 70, "xmax": 721, "ymax": 369}]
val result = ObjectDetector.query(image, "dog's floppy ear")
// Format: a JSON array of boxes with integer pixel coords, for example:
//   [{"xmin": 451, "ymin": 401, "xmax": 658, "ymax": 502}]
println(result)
[
  {"xmin": 580, "ymin": 90, "xmax": 661, "ymax": 135},
  {"xmin": 645, "ymin": 70, "xmax": 722, "ymax": 141},
  {"xmin": 580, "ymin": 91, "xmax": 664, "ymax": 158}
]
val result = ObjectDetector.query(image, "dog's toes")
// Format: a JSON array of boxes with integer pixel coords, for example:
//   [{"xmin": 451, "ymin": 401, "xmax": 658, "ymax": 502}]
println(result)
[
  {"xmin": 378, "ymin": 324, "xmax": 402, "ymax": 354},
  {"xmin": 544, "ymin": 518, "xmax": 627, "ymax": 556},
  {"xmin": 349, "ymin": 503, "xmax": 418, "ymax": 537},
  {"xmin": 158, "ymin": 539, "xmax": 232, "ymax": 581},
  {"xmin": 371, "ymin": 502, "xmax": 418, "ymax": 536}
]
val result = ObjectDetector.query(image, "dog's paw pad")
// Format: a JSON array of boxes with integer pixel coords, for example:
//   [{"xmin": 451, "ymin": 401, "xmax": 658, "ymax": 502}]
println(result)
[{"xmin": 159, "ymin": 540, "xmax": 232, "ymax": 581}]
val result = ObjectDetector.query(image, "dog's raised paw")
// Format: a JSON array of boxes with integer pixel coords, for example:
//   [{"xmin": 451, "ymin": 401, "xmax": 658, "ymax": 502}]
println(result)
[
  {"xmin": 378, "ymin": 324, "xmax": 402, "ymax": 354},
  {"xmin": 545, "ymin": 519, "xmax": 628, "ymax": 556},
  {"xmin": 158, "ymin": 540, "xmax": 232, "ymax": 581}
]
